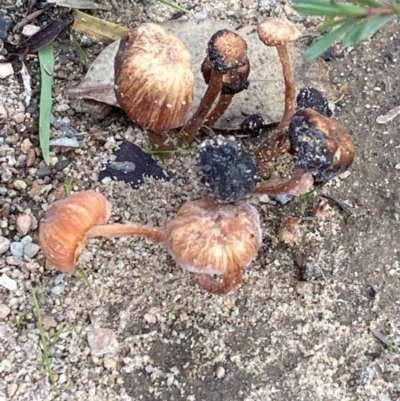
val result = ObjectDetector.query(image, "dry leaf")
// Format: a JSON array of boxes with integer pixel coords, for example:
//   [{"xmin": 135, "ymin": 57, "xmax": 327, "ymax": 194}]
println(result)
[{"xmin": 67, "ymin": 19, "xmax": 339, "ymax": 129}]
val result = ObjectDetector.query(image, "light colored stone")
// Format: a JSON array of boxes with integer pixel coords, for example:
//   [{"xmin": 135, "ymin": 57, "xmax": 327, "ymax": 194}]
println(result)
[
  {"xmin": 0, "ymin": 304, "xmax": 11, "ymax": 319},
  {"xmin": 0, "ymin": 275, "xmax": 17, "ymax": 291},
  {"xmin": 104, "ymin": 358, "xmax": 117, "ymax": 370},
  {"xmin": 24, "ymin": 243, "xmax": 40, "ymax": 259},
  {"xmin": 7, "ymin": 383, "xmax": 17, "ymax": 398},
  {"xmin": 10, "ymin": 242, "xmax": 24, "ymax": 259},
  {"xmin": 22, "ymin": 24, "xmax": 41, "ymax": 36},
  {"xmin": 216, "ymin": 366, "xmax": 225, "ymax": 379},
  {"xmin": 13, "ymin": 180, "xmax": 27, "ymax": 190},
  {"xmin": 0, "ymin": 63, "xmax": 14, "ymax": 79},
  {"xmin": 20, "ymin": 138, "xmax": 33, "ymax": 154},
  {"xmin": 87, "ymin": 328, "xmax": 119, "ymax": 356},
  {"xmin": 51, "ymin": 285, "xmax": 65, "ymax": 295},
  {"xmin": 0, "ymin": 236, "xmax": 10, "ymax": 254},
  {"xmin": 42, "ymin": 315, "xmax": 58, "ymax": 329},
  {"xmin": 143, "ymin": 313, "xmax": 157, "ymax": 324},
  {"xmin": 16, "ymin": 215, "xmax": 32, "ymax": 236},
  {"xmin": 12, "ymin": 112, "xmax": 25, "ymax": 124}
]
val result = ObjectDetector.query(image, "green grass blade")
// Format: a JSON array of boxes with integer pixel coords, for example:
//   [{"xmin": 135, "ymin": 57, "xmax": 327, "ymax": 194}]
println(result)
[
  {"xmin": 350, "ymin": 0, "xmax": 384, "ymax": 7},
  {"xmin": 156, "ymin": 0, "xmax": 193, "ymax": 15},
  {"xmin": 319, "ymin": 17, "xmax": 349, "ymax": 32},
  {"xmin": 303, "ymin": 19, "xmax": 356, "ymax": 61},
  {"xmin": 38, "ymin": 43, "xmax": 55, "ymax": 165},
  {"xmin": 71, "ymin": 32, "xmax": 90, "ymax": 72},
  {"xmin": 293, "ymin": 2, "xmax": 365, "ymax": 17},
  {"xmin": 342, "ymin": 14, "xmax": 396, "ymax": 47}
]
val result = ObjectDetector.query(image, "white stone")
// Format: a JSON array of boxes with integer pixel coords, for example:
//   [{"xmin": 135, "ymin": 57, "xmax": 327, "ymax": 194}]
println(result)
[
  {"xmin": 22, "ymin": 24, "xmax": 41, "ymax": 36},
  {"xmin": 0, "ymin": 304, "xmax": 11, "ymax": 319},
  {"xmin": 0, "ymin": 275, "xmax": 17, "ymax": 291},
  {"xmin": 0, "ymin": 236, "xmax": 10, "ymax": 254},
  {"xmin": 0, "ymin": 63, "xmax": 14, "ymax": 79}
]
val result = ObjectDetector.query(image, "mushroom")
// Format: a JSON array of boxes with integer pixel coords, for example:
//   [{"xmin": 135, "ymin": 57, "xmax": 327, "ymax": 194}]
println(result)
[
  {"xmin": 39, "ymin": 191, "xmax": 261, "ymax": 294},
  {"xmin": 164, "ymin": 197, "xmax": 261, "ymax": 294},
  {"xmin": 201, "ymin": 56, "xmax": 250, "ymax": 128},
  {"xmin": 252, "ymin": 107, "xmax": 355, "ymax": 196},
  {"xmin": 197, "ymin": 137, "xmax": 258, "ymax": 203},
  {"xmin": 180, "ymin": 29, "xmax": 248, "ymax": 145},
  {"xmin": 289, "ymin": 107, "xmax": 355, "ymax": 185},
  {"xmin": 296, "ymin": 87, "xmax": 334, "ymax": 118},
  {"xmin": 257, "ymin": 17, "xmax": 302, "ymax": 129},
  {"xmin": 39, "ymin": 191, "xmax": 164, "ymax": 273},
  {"xmin": 114, "ymin": 23, "xmax": 195, "ymax": 148}
]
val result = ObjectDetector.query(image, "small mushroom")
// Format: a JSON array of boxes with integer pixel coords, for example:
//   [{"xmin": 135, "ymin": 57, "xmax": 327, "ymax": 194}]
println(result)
[
  {"xmin": 202, "ymin": 56, "xmax": 250, "ymax": 128},
  {"xmin": 296, "ymin": 87, "xmax": 334, "ymax": 117},
  {"xmin": 39, "ymin": 191, "xmax": 164, "ymax": 273},
  {"xmin": 240, "ymin": 114, "xmax": 265, "ymax": 137},
  {"xmin": 197, "ymin": 137, "xmax": 258, "ymax": 203},
  {"xmin": 257, "ymin": 18, "xmax": 302, "ymax": 129},
  {"xmin": 180, "ymin": 29, "xmax": 248, "ymax": 145},
  {"xmin": 39, "ymin": 189, "xmax": 261, "ymax": 294},
  {"xmin": 114, "ymin": 23, "xmax": 195, "ymax": 148},
  {"xmin": 164, "ymin": 198, "xmax": 262, "ymax": 294},
  {"xmin": 289, "ymin": 108, "xmax": 355, "ymax": 185}
]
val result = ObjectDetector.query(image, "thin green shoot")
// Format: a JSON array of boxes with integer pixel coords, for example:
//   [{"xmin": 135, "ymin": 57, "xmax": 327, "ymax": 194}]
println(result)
[
  {"xmin": 300, "ymin": 188, "xmax": 316, "ymax": 212},
  {"xmin": 64, "ymin": 175, "xmax": 73, "ymax": 196},
  {"xmin": 167, "ymin": 301, "xmax": 177, "ymax": 324},
  {"xmin": 144, "ymin": 147, "xmax": 196, "ymax": 155},
  {"xmin": 32, "ymin": 288, "xmax": 55, "ymax": 385},
  {"xmin": 156, "ymin": 0, "xmax": 193, "ymax": 15},
  {"xmin": 38, "ymin": 43, "xmax": 55, "ymax": 165},
  {"xmin": 71, "ymin": 32, "xmax": 90, "ymax": 72},
  {"xmin": 75, "ymin": 266, "xmax": 91, "ymax": 286}
]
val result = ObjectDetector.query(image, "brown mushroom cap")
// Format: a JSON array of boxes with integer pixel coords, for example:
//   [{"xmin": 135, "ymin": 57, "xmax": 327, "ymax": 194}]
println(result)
[
  {"xmin": 164, "ymin": 198, "xmax": 262, "ymax": 276},
  {"xmin": 114, "ymin": 23, "xmax": 195, "ymax": 133},
  {"xmin": 257, "ymin": 17, "xmax": 302, "ymax": 47},
  {"xmin": 289, "ymin": 108, "xmax": 355, "ymax": 184},
  {"xmin": 39, "ymin": 191, "xmax": 111, "ymax": 272},
  {"xmin": 207, "ymin": 29, "xmax": 248, "ymax": 73}
]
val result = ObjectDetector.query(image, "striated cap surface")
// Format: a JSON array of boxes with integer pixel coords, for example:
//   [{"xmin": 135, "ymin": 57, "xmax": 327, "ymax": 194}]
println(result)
[{"xmin": 257, "ymin": 17, "xmax": 302, "ymax": 47}]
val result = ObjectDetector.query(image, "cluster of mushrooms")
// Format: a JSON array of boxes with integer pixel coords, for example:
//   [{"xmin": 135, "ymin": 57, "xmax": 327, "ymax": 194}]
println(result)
[{"xmin": 39, "ymin": 18, "xmax": 355, "ymax": 294}]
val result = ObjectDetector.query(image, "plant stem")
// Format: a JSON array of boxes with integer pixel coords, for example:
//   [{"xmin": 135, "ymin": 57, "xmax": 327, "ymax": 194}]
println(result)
[{"xmin": 86, "ymin": 223, "xmax": 165, "ymax": 243}]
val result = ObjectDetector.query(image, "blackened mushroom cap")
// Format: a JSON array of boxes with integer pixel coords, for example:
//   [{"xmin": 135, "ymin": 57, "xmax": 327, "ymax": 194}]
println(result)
[
  {"xmin": 289, "ymin": 108, "xmax": 355, "ymax": 184},
  {"xmin": 257, "ymin": 17, "xmax": 302, "ymax": 47},
  {"xmin": 164, "ymin": 198, "xmax": 262, "ymax": 277},
  {"xmin": 297, "ymin": 87, "xmax": 334, "ymax": 117},
  {"xmin": 197, "ymin": 137, "xmax": 258, "ymax": 203},
  {"xmin": 114, "ymin": 23, "xmax": 195, "ymax": 133},
  {"xmin": 207, "ymin": 29, "xmax": 248, "ymax": 73},
  {"xmin": 201, "ymin": 56, "xmax": 250, "ymax": 95}
]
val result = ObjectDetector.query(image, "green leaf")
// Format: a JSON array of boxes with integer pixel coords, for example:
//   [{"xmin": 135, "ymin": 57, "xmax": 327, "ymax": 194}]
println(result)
[
  {"xmin": 319, "ymin": 17, "xmax": 349, "ymax": 32},
  {"xmin": 71, "ymin": 32, "xmax": 90, "ymax": 72},
  {"xmin": 38, "ymin": 43, "xmax": 55, "ymax": 165},
  {"xmin": 156, "ymin": 0, "xmax": 193, "ymax": 15},
  {"xmin": 293, "ymin": 1, "xmax": 365, "ymax": 17},
  {"xmin": 350, "ymin": 0, "xmax": 383, "ymax": 7},
  {"xmin": 303, "ymin": 19, "xmax": 356, "ymax": 62},
  {"xmin": 342, "ymin": 14, "xmax": 396, "ymax": 46}
]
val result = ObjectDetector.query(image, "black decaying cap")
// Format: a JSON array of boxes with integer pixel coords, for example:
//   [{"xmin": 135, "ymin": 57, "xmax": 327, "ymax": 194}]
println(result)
[
  {"xmin": 197, "ymin": 137, "xmax": 258, "ymax": 203},
  {"xmin": 289, "ymin": 108, "xmax": 355, "ymax": 184},
  {"xmin": 296, "ymin": 87, "xmax": 333, "ymax": 118}
]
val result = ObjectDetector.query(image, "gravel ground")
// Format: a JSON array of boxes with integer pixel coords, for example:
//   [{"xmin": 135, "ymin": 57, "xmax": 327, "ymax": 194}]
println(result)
[{"xmin": 1, "ymin": 1, "xmax": 400, "ymax": 400}]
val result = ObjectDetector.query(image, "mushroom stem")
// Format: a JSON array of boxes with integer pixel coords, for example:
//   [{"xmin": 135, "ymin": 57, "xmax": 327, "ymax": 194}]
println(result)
[
  {"xmin": 191, "ymin": 267, "xmax": 242, "ymax": 295},
  {"xmin": 147, "ymin": 130, "xmax": 176, "ymax": 150},
  {"xmin": 276, "ymin": 44, "xmax": 297, "ymax": 130},
  {"xmin": 86, "ymin": 223, "xmax": 165, "ymax": 243},
  {"xmin": 252, "ymin": 168, "xmax": 314, "ymax": 196},
  {"xmin": 204, "ymin": 93, "xmax": 233, "ymax": 128},
  {"xmin": 180, "ymin": 71, "xmax": 224, "ymax": 145}
]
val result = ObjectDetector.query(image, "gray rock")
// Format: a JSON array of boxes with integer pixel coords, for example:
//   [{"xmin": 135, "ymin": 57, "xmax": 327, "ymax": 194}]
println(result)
[
  {"xmin": 0, "ymin": 274, "xmax": 17, "ymax": 291},
  {"xmin": 87, "ymin": 328, "xmax": 119, "ymax": 356},
  {"xmin": 51, "ymin": 285, "xmax": 65, "ymax": 295},
  {"xmin": 0, "ymin": 236, "xmax": 10, "ymax": 254},
  {"xmin": 24, "ymin": 243, "xmax": 40, "ymax": 259},
  {"xmin": 21, "ymin": 235, "xmax": 33, "ymax": 246},
  {"xmin": 10, "ymin": 242, "xmax": 24, "ymax": 258}
]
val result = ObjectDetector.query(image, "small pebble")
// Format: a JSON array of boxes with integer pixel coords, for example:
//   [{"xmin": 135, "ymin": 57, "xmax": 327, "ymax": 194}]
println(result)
[
  {"xmin": 42, "ymin": 315, "xmax": 58, "ymax": 329},
  {"xmin": 24, "ymin": 243, "xmax": 40, "ymax": 259},
  {"xmin": 10, "ymin": 242, "xmax": 24, "ymax": 258},
  {"xmin": 104, "ymin": 358, "xmax": 117, "ymax": 370},
  {"xmin": 145, "ymin": 365, "xmax": 154, "ymax": 374},
  {"xmin": 21, "ymin": 236, "xmax": 33, "ymax": 246},
  {"xmin": 0, "ymin": 274, "xmax": 17, "ymax": 291},
  {"xmin": 0, "ymin": 62, "xmax": 13, "ymax": 79},
  {"xmin": 35, "ymin": 165, "xmax": 53, "ymax": 177},
  {"xmin": 22, "ymin": 24, "xmax": 41, "ymax": 36},
  {"xmin": 395, "ymin": 163, "xmax": 400, "ymax": 170},
  {"xmin": 7, "ymin": 383, "xmax": 18, "ymax": 398},
  {"xmin": 0, "ymin": 304, "xmax": 11, "ymax": 319},
  {"xmin": 51, "ymin": 285, "xmax": 65, "ymax": 295},
  {"xmin": 13, "ymin": 180, "xmax": 27, "ymax": 190},
  {"xmin": 16, "ymin": 215, "xmax": 32, "ymax": 236},
  {"xmin": 216, "ymin": 366, "xmax": 225, "ymax": 379},
  {"xmin": 5, "ymin": 256, "xmax": 21, "ymax": 266},
  {"xmin": 1, "ymin": 166, "xmax": 12, "ymax": 182},
  {"xmin": 0, "ymin": 236, "xmax": 10, "ymax": 254},
  {"xmin": 58, "ymin": 374, "xmax": 67, "ymax": 384},
  {"xmin": 143, "ymin": 313, "xmax": 157, "ymax": 324},
  {"xmin": 87, "ymin": 328, "xmax": 119, "ymax": 356},
  {"xmin": 12, "ymin": 112, "xmax": 25, "ymax": 124}
]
